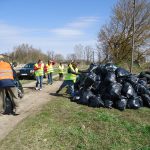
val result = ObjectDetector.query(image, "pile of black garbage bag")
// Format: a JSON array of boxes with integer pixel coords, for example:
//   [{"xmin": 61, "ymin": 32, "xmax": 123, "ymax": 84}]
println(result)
[{"xmin": 72, "ymin": 63, "xmax": 150, "ymax": 111}]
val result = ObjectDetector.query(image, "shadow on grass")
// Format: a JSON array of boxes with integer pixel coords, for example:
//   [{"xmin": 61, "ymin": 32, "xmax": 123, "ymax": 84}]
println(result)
[{"xmin": 50, "ymin": 93, "xmax": 71, "ymax": 99}]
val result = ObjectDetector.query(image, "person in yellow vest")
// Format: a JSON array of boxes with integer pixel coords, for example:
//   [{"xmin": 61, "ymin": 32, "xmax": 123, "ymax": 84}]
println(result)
[
  {"xmin": 45, "ymin": 60, "xmax": 54, "ymax": 85},
  {"xmin": 0, "ymin": 55, "xmax": 18, "ymax": 115},
  {"xmin": 56, "ymin": 62, "xmax": 79, "ymax": 97},
  {"xmin": 58, "ymin": 62, "xmax": 64, "ymax": 81},
  {"xmin": 34, "ymin": 59, "xmax": 44, "ymax": 90}
]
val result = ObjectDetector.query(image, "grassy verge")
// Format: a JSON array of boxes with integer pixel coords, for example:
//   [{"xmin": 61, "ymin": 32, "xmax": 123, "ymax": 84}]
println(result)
[{"xmin": 0, "ymin": 96, "xmax": 150, "ymax": 150}]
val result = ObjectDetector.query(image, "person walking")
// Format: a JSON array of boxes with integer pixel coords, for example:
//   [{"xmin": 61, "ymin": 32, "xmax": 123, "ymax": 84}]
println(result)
[
  {"xmin": 34, "ymin": 59, "xmax": 44, "ymax": 90},
  {"xmin": 58, "ymin": 62, "xmax": 64, "ymax": 81},
  {"xmin": 0, "ymin": 55, "xmax": 18, "ymax": 115},
  {"xmin": 56, "ymin": 62, "xmax": 78, "ymax": 97},
  {"xmin": 45, "ymin": 60, "xmax": 55, "ymax": 85}
]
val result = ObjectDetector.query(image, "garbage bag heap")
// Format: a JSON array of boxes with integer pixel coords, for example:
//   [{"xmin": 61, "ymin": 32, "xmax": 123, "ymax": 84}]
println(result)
[{"xmin": 72, "ymin": 63, "xmax": 150, "ymax": 110}]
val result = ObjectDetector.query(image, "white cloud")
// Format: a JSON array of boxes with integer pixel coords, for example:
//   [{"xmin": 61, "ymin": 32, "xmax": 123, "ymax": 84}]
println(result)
[
  {"xmin": 50, "ymin": 16, "xmax": 99, "ymax": 37},
  {"xmin": 68, "ymin": 17, "xmax": 99, "ymax": 28},
  {"xmin": 51, "ymin": 28, "xmax": 83, "ymax": 37},
  {"xmin": 0, "ymin": 16, "xmax": 99, "ymax": 55}
]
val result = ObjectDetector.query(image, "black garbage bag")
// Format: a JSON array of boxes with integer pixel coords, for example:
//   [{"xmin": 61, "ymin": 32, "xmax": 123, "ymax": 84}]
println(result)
[
  {"xmin": 115, "ymin": 96, "xmax": 127, "ymax": 111},
  {"xmin": 83, "ymin": 73, "xmax": 96, "ymax": 89},
  {"xmin": 104, "ymin": 99, "xmax": 113, "ymax": 108},
  {"xmin": 121, "ymin": 82, "xmax": 137, "ymax": 98},
  {"xmin": 141, "ymin": 94, "xmax": 150, "ymax": 107},
  {"xmin": 104, "ymin": 63, "xmax": 118, "ymax": 72},
  {"xmin": 115, "ymin": 67, "xmax": 131, "ymax": 78},
  {"xmin": 71, "ymin": 95, "xmax": 80, "ymax": 102},
  {"xmin": 95, "ymin": 65, "xmax": 109, "ymax": 78},
  {"xmin": 91, "ymin": 75, "xmax": 101, "ymax": 93},
  {"xmin": 78, "ymin": 89, "xmax": 94, "ymax": 105},
  {"xmin": 104, "ymin": 72, "xmax": 116, "ymax": 84},
  {"xmin": 134, "ymin": 83, "xmax": 150, "ymax": 96},
  {"xmin": 138, "ymin": 79, "xmax": 147, "ymax": 87},
  {"xmin": 89, "ymin": 95, "xmax": 104, "ymax": 108},
  {"xmin": 99, "ymin": 82, "xmax": 108, "ymax": 96},
  {"xmin": 87, "ymin": 63, "xmax": 98, "ymax": 73},
  {"xmin": 125, "ymin": 75, "xmax": 139, "ymax": 86},
  {"xmin": 106, "ymin": 82, "xmax": 122, "ymax": 100},
  {"xmin": 138, "ymin": 71, "xmax": 150, "ymax": 83},
  {"xmin": 116, "ymin": 77, "xmax": 126, "ymax": 84},
  {"xmin": 127, "ymin": 97, "xmax": 141, "ymax": 109}
]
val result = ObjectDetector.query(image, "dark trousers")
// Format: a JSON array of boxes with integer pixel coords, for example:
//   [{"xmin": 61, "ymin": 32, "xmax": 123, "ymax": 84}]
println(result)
[
  {"xmin": 57, "ymin": 80, "xmax": 74, "ymax": 97},
  {"xmin": 59, "ymin": 73, "xmax": 63, "ymax": 80}
]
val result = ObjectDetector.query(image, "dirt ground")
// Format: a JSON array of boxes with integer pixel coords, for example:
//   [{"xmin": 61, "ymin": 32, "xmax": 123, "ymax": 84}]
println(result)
[{"xmin": 0, "ymin": 79, "xmax": 62, "ymax": 141}]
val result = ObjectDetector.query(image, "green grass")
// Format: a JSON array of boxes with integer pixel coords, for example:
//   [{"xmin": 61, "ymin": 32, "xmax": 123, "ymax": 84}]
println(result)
[{"xmin": 0, "ymin": 96, "xmax": 150, "ymax": 150}]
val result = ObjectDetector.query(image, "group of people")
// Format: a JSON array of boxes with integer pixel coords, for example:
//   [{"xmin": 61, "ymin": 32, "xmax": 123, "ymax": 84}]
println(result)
[
  {"xmin": 0, "ymin": 54, "xmax": 80, "ymax": 115},
  {"xmin": 34, "ymin": 59, "xmax": 64, "ymax": 90},
  {"xmin": 34, "ymin": 59, "xmax": 80, "ymax": 98}
]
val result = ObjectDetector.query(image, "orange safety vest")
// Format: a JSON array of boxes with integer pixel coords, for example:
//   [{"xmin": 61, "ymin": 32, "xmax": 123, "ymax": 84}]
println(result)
[{"xmin": 0, "ymin": 61, "xmax": 14, "ymax": 80}]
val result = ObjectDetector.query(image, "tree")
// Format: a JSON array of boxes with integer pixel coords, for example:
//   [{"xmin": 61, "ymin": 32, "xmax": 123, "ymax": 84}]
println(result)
[
  {"xmin": 10, "ymin": 43, "xmax": 47, "ymax": 63},
  {"xmin": 84, "ymin": 46, "xmax": 93, "ymax": 64},
  {"xmin": 54, "ymin": 54, "xmax": 64, "ymax": 62},
  {"xmin": 98, "ymin": 0, "xmax": 150, "ymax": 64},
  {"xmin": 74, "ymin": 44, "xmax": 84, "ymax": 61},
  {"xmin": 66, "ymin": 53, "xmax": 77, "ymax": 62},
  {"xmin": 47, "ymin": 50, "xmax": 55, "ymax": 60}
]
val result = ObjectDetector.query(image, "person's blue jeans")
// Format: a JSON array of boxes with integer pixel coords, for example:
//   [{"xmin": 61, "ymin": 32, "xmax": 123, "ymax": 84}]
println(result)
[
  {"xmin": 58, "ymin": 80, "xmax": 74, "ymax": 97},
  {"xmin": 47, "ymin": 73, "xmax": 53, "ymax": 84},
  {"xmin": 36, "ymin": 76, "xmax": 43, "ymax": 89}
]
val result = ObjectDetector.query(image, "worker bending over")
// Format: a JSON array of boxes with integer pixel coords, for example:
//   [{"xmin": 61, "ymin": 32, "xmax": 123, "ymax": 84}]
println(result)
[{"xmin": 56, "ymin": 62, "xmax": 78, "ymax": 97}]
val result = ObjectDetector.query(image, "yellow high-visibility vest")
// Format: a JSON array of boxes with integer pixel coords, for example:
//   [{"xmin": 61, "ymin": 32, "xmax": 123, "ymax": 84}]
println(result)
[
  {"xmin": 65, "ymin": 64, "xmax": 78, "ymax": 83},
  {"xmin": 58, "ymin": 65, "xmax": 64, "ymax": 74},
  {"xmin": 34, "ymin": 63, "xmax": 44, "ymax": 76},
  {"xmin": 46, "ymin": 64, "xmax": 54, "ymax": 73}
]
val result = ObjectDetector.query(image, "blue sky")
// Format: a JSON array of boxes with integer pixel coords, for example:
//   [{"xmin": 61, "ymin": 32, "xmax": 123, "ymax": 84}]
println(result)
[{"xmin": 0, "ymin": 0, "xmax": 118, "ymax": 56}]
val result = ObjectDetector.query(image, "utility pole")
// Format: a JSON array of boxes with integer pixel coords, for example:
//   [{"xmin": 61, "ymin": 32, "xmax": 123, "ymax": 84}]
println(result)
[{"xmin": 130, "ymin": 0, "xmax": 135, "ymax": 73}]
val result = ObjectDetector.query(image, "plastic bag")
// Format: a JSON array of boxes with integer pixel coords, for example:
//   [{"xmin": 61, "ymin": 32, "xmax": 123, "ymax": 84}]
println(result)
[
  {"xmin": 104, "ymin": 63, "xmax": 118, "ymax": 72},
  {"xmin": 115, "ymin": 96, "xmax": 127, "ymax": 111},
  {"xmin": 78, "ymin": 89, "xmax": 94, "ymax": 105},
  {"xmin": 138, "ymin": 79, "xmax": 147, "ymax": 87},
  {"xmin": 141, "ymin": 94, "xmax": 150, "ymax": 107},
  {"xmin": 134, "ymin": 83, "xmax": 150, "ymax": 96},
  {"xmin": 127, "ymin": 97, "xmax": 141, "ymax": 109},
  {"xmin": 139, "ymin": 71, "xmax": 150, "ymax": 83},
  {"xmin": 104, "ymin": 72, "xmax": 116, "ymax": 84},
  {"xmin": 89, "ymin": 95, "xmax": 104, "ymax": 108},
  {"xmin": 106, "ymin": 82, "xmax": 122, "ymax": 100},
  {"xmin": 115, "ymin": 67, "xmax": 130, "ymax": 78},
  {"xmin": 71, "ymin": 96, "xmax": 80, "ymax": 102},
  {"xmin": 125, "ymin": 75, "xmax": 139, "ymax": 86},
  {"xmin": 87, "ymin": 63, "xmax": 98, "ymax": 73},
  {"xmin": 104, "ymin": 99, "xmax": 113, "ymax": 108},
  {"xmin": 83, "ymin": 73, "xmax": 96, "ymax": 89},
  {"xmin": 121, "ymin": 82, "xmax": 136, "ymax": 98}
]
